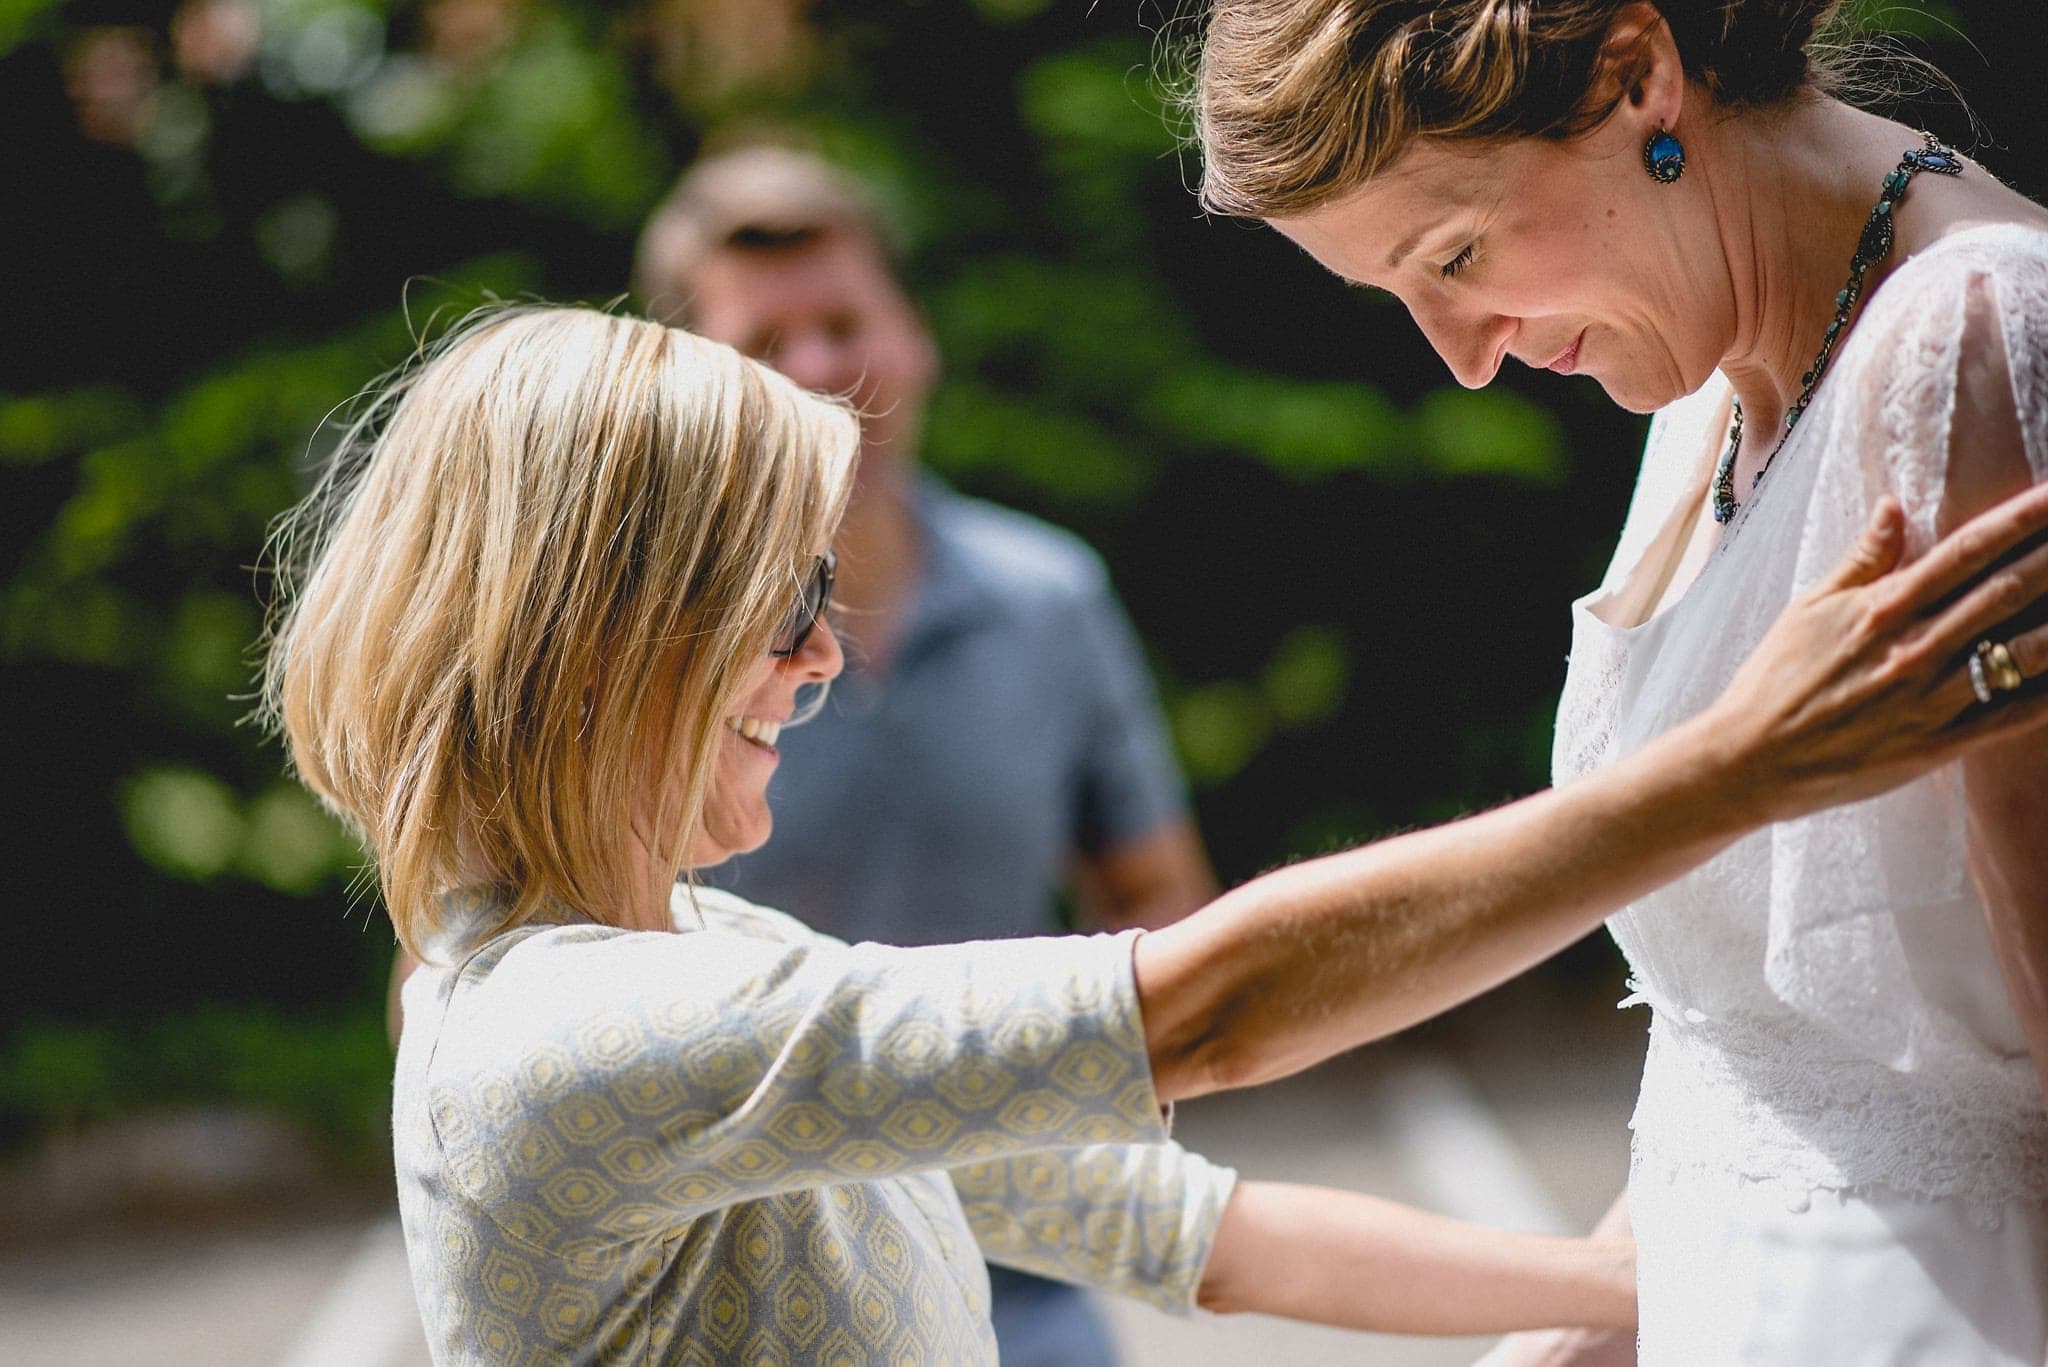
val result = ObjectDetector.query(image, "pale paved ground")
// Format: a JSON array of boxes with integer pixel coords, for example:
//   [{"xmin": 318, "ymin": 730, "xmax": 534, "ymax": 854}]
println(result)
[{"xmin": 0, "ymin": 982, "xmax": 1644, "ymax": 1366}]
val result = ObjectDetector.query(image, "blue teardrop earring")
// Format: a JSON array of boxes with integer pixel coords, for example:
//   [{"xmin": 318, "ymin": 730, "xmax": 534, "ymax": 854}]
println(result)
[{"xmin": 1644, "ymin": 127, "xmax": 1685, "ymax": 183}]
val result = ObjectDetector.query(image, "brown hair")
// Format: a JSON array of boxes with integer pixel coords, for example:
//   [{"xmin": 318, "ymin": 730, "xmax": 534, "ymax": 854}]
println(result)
[
  {"xmin": 259, "ymin": 305, "xmax": 858, "ymax": 958},
  {"xmin": 1190, "ymin": 0, "xmax": 1848, "ymax": 219},
  {"xmin": 633, "ymin": 144, "xmax": 902, "ymax": 325}
]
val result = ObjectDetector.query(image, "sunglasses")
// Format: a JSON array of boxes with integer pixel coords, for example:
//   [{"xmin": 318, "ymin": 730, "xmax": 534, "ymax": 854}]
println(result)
[{"xmin": 768, "ymin": 552, "xmax": 836, "ymax": 658}]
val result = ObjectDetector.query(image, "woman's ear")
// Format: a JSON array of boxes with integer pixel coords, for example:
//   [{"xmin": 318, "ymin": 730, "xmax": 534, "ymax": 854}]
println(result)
[{"xmin": 1596, "ymin": 1, "xmax": 1685, "ymax": 134}]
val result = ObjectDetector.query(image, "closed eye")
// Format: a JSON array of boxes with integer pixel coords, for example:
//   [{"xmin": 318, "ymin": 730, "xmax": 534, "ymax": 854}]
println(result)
[{"xmin": 1440, "ymin": 244, "xmax": 1475, "ymax": 280}]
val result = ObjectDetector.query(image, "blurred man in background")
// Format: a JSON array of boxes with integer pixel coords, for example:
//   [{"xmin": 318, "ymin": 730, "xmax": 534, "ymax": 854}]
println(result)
[{"xmin": 634, "ymin": 144, "xmax": 1217, "ymax": 1365}]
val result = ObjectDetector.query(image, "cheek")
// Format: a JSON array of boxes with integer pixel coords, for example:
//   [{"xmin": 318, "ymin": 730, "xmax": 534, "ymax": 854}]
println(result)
[{"xmin": 703, "ymin": 733, "xmax": 772, "ymax": 832}]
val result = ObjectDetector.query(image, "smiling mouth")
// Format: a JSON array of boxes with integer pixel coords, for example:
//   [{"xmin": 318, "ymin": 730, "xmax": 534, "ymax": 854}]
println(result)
[
  {"xmin": 729, "ymin": 716, "xmax": 783, "ymax": 753},
  {"xmin": 1543, "ymin": 331, "xmax": 1585, "ymax": 375}
]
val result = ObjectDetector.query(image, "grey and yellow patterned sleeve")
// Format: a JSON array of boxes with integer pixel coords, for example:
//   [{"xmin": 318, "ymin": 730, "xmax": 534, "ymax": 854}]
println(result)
[
  {"xmin": 951, "ymin": 1143, "xmax": 1237, "ymax": 1314},
  {"xmin": 425, "ymin": 919, "xmax": 1174, "ymax": 1234}
]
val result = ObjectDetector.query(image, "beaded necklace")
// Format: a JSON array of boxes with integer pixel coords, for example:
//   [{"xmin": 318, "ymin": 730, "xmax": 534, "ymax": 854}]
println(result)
[{"xmin": 1711, "ymin": 132, "xmax": 1963, "ymax": 525}]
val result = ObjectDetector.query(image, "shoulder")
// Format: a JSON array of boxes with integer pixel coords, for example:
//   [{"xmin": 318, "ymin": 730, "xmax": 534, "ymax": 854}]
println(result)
[
  {"xmin": 1857, "ymin": 224, "xmax": 2048, "ymax": 355},
  {"xmin": 922, "ymin": 482, "xmax": 1113, "ymax": 610},
  {"xmin": 1829, "ymin": 224, "xmax": 2048, "ymax": 539},
  {"xmin": 423, "ymin": 907, "xmax": 822, "ymax": 1069},
  {"xmin": 676, "ymin": 883, "xmax": 842, "ymax": 947}
]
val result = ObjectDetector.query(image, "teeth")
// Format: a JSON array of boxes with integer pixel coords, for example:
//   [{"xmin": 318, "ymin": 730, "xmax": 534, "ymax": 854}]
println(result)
[{"xmin": 732, "ymin": 716, "xmax": 781, "ymax": 747}]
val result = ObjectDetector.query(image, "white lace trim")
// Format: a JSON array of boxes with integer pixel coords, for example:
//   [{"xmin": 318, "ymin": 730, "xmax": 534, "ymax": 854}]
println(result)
[{"xmin": 1626, "ymin": 1001, "xmax": 2048, "ymax": 1209}]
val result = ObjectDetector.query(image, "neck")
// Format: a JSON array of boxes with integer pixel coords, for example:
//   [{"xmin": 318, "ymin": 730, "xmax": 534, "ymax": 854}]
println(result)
[
  {"xmin": 832, "ymin": 448, "xmax": 924, "ymax": 670},
  {"xmin": 1706, "ymin": 100, "xmax": 1924, "ymax": 458},
  {"xmin": 624, "ymin": 828, "xmax": 678, "ymax": 932}
]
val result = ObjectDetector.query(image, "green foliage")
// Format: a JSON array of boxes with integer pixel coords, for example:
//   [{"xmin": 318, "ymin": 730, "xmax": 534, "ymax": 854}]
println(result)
[
  {"xmin": 1170, "ymin": 625, "xmax": 1352, "ymax": 788},
  {"xmin": 1413, "ymin": 389, "xmax": 1568, "ymax": 487},
  {"xmin": 0, "ymin": 1007, "xmax": 392, "ymax": 1167},
  {"xmin": 0, "ymin": 0, "xmax": 60, "ymax": 59},
  {"xmin": 1147, "ymin": 367, "xmax": 1407, "ymax": 480},
  {"xmin": 123, "ymin": 766, "xmax": 246, "ymax": 882},
  {"xmin": 1839, "ymin": 0, "xmax": 1963, "ymax": 39},
  {"xmin": 122, "ymin": 765, "xmax": 360, "ymax": 893}
]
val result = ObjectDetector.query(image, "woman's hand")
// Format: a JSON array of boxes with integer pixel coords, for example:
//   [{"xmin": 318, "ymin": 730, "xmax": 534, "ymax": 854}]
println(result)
[
  {"xmin": 1468, "ymin": 1192, "xmax": 1637, "ymax": 1366},
  {"xmin": 1707, "ymin": 489, "xmax": 2048, "ymax": 825},
  {"xmin": 1137, "ymin": 483, "xmax": 2048, "ymax": 1105}
]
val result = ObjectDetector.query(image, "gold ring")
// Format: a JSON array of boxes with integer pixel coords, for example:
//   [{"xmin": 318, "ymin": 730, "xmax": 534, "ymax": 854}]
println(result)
[{"xmin": 1974, "ymin": 639, "xmax": 2025, "ymax": 696}]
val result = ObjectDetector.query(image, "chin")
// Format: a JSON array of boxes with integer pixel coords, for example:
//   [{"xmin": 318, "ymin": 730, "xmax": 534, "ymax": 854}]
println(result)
[
  {"xmin": 685, "ymin": 812, "xmax": 773, "ymax": 870},
  {"xmin": 717, "ymin": 813, "xmax": 775, "ymax": 859},
  {"xmin": 1596, "ymin": 372, "xmax": 1684, "ymax": 416}
]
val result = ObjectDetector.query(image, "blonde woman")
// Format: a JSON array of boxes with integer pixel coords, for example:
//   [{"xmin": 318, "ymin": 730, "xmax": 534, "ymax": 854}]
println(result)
[{"xmin": 263, "ymin": 304, "xmax": 2048, "ymax": 1364}]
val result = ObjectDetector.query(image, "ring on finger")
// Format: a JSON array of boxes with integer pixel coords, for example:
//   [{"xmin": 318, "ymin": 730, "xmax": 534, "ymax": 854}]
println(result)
[
  {"xmin": 1969, "ymin": 648, "xmax": 1994, "ymax": 704},
  {"xmin": 1983, "ymin": 639, "xmax": 2026, "ymax": 693},
  {"xmin": 1971, "ymin": 639, "xmax": 2025, "ymax": 702}
]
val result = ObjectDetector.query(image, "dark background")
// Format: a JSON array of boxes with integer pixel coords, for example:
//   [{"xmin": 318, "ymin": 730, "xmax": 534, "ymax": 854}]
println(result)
[{"xmin": 2, "ymin": 0, "xmax": 2037, "ymax": 1166}]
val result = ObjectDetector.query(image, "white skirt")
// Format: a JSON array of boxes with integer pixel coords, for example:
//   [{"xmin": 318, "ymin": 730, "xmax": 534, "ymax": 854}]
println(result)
[{"xmin": 1630, "ymin": 1165, "xmax": 2048, "ymax": 1365}]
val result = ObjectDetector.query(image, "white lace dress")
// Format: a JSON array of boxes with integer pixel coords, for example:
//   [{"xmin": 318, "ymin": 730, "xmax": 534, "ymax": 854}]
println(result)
[{"xmin": 1554, "ymin": 225, "xmax": 2048, "ymax": 1363}]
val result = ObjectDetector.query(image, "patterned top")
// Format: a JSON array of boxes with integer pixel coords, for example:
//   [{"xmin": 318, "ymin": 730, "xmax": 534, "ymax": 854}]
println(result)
[{"xmin": 393, "ymin": 885, "xmax": 1237, "ymax": 1365}]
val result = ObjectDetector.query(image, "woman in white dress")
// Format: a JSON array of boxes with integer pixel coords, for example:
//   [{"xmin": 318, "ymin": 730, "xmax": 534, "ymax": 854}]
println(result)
[{"xmin": 1191, "ymin": 0, "xmax": 2048, "ymax": 1361}]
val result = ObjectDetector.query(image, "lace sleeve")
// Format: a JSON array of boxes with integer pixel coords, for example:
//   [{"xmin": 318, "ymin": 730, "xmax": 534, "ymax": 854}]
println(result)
[
  {"xmin": 1852, "ymin": 239, "xmax": 2048, "ymax": 551},
  {"xmin": 1760, "ymin": 229, "xmax": 2048, "ymax": 1068}
]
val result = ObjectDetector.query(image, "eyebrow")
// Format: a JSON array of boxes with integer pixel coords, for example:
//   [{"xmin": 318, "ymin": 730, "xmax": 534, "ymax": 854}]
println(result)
[{"xmin": 1384, "ymin": 225, "xmax": 1431, "ymax": 272}]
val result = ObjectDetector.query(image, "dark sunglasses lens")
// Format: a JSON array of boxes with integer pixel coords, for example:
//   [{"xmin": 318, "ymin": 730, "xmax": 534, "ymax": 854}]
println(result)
[{"xmin": 770, "ymin": 556, "xmax": 833, "ymax": 657}]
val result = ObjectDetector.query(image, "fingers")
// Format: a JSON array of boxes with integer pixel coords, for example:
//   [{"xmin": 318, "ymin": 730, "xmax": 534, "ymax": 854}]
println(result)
[
  {"xmin": 1915, "ymin": 534, "xmax": 2048, "ymax": 664},
  {"xmin": 1918, "ymin": 617, "xmax": 2048, "ymax": 740},
  {"xmin": 1822, "ymin": 497, "xmax": 1906, "ymax": 591},
  {"xmin": 2008, "ymin": 617, "xmax": 2048, "ymax": 682},
  {"xmin": 1934, "ymin": 689, "xmax": 2048, "ymax": 762},
  {"xmin": 1887, "ymin": 482, "xmax": 2048, "ymax": 608}
]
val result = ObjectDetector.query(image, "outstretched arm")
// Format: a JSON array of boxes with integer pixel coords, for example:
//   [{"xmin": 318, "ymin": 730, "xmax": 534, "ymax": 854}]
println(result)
[
  {"xmin": 1135, "ymin": 486, "xmax": 2048, "ymax": 1104},
  {"xmin": 1469, "ymin": 1191, "xmax": 1637, "ymax": 1366},
  {"xmin": 1198, "ymin": 1180, "xmax": 1633, "ymax": 1337}
]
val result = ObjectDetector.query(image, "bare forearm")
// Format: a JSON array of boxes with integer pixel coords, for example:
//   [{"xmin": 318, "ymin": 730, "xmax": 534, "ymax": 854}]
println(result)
[
  {"xmin": 1136, "ymin": 714, "xmax": 1754, "ymax": 1101},
  {"xmin": 1199, "ymin": 1181, "xmax": 1635, "ymax": 1335}
]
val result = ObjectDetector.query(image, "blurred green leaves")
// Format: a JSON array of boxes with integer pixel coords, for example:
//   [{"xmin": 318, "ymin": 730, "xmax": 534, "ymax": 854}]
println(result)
[
  {"xmin": 422, "ymin": 12, "xmax": 666, "ymax": 229},
  {"xmin": 1020, "ymin": 43, "xmax": 1177, "ymax": 161},
  {"xmin": 123, "ymin": 767, "xmax": 244, "ymax": 881},
  {"xmin": 122, "ymin": 767, "xmax": 357, "ymax": 892},
  {"xmin": 1839, "ymin": 0, "xmax": 1963, "ymax": 39},
  {"xmin": 0, "ymin": 0, "xmax": 60, "ymax": 59},
  {"xmin": 0, "ymin": 1007, "xmax": 393, "ymax": 1165},
  {"xmin": 1145, "ymin": 368, "xmax": 1406, "ymax": 479},
  {"xmin": 0, "ymin": 388, "xmax": 142, "ymax": 468},
  {"xmin": 1413, "ymin": 388, "xmax": 1567, "ymax": 486},
  {"xmin": 1171, "ymin": 625, "xmax": 1351, "ymax": 787}
]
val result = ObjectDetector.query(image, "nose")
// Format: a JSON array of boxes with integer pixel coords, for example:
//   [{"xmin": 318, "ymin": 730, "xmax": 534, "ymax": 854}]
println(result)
[
  {"xmin": 1411, "ymin": 297, "xmax": 1512, "ymax": 390},
  {"xmin": 782, "ymin": 616, "xmax": 844, "ymax": 683},
  {"xmin": 773, "ymin": 332, "xmax": 862, "ymax": 399}
]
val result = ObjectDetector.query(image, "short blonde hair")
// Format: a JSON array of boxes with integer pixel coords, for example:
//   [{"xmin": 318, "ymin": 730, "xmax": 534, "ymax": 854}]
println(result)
[
  {"xmin": 632, "ymin": 144, "xmax": 901, "ymax": 325},
  {"xmin": 1190, "ymin": 0, "xmax": 1848, "ymax": 219},
  {"xmin": 260, "ymin": 305, "xmax": 858, "ymax": 958}
]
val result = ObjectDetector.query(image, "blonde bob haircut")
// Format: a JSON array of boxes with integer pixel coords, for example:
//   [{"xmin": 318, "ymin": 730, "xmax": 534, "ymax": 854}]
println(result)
[{"xmin": 260, "ymin": 305, "xmax": 859, "ymax": 959}]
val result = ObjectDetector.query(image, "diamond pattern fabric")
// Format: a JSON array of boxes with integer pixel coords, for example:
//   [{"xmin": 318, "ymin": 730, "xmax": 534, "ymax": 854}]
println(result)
[{"xmin": 394, "ymin": 886, "xmax": 1236, "ymax": 1364}]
